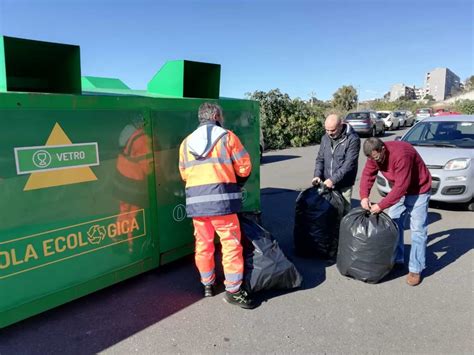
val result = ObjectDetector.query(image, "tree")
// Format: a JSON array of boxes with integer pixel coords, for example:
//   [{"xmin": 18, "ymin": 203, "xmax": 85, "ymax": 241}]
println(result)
[
  {"xmin": 463, "ymin": 76, "xmax": 474, "ymax": 91},
  {"xmin": 246, "ymin": 89, "xmax": 326, "ymax": 149},
  {"xmin": 454, "ymin": 99, "xmax": 474, "ymax": 114},
  {"xmin": 424, "ymin": 94, "xmax": 435, "ymax": 102},
  {"xmin": 332, "ymin": 85, "xmax": 358, "ymax": 112},
  {"xmin": 246, "ymin": 89, "xmax": 293, "ymax": 149}
]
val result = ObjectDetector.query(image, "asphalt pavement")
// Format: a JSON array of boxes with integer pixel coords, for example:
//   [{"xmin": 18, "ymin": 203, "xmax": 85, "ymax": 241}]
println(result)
[{"xmin": 0, "ymin": 127, "xmax": 473, "ymax": 354}]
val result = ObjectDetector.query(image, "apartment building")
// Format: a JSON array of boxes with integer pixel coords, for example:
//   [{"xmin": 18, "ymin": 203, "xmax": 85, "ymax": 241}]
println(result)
[
  {"xmin": 389, "ymin": 83, "xmax": 415, "ymax": 101},
  {"xmin": 414, "ymin": 87, "xmax": 425, "ymax": 100},
  {"xmin": 424, "ymin": 67, "xmax": 461, "ymax": 101}
]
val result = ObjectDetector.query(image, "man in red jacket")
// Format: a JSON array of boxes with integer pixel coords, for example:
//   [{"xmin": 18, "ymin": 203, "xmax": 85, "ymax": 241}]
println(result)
[{"xmin": 359, "ymin": 137, "xmax": 431, "ymax": 286}]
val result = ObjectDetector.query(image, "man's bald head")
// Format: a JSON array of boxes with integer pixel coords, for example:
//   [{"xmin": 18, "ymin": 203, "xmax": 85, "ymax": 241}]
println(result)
[{"xmin": 325, "ymin": 114, "xmax": 343, "ymax": 139}]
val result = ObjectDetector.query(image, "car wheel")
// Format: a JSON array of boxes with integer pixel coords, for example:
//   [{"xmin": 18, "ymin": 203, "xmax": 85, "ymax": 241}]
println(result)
[
  {"xmin": 467, "ymin": 200, "xmax": 474, "ymax": 212},
  {"xmin": 379, "ymin": 126, "xmax": 385, "ymax": 136}
]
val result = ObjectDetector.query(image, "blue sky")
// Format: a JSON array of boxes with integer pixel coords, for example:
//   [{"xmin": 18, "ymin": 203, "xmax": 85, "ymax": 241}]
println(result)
[{"xmin": 0, "ymin": 0, "xmax": 472, "ymax": 100}]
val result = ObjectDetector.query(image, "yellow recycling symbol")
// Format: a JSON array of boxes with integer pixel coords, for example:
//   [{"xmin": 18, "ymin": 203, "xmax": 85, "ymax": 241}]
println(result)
[{"xmin": 24, "ymin": 123, "xmax": 98, "ymax": 191}]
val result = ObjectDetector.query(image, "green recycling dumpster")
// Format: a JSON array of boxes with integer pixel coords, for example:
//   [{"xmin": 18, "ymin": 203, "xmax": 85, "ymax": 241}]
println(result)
[{"xmin": 0, "ymin": 36, "xmax": 260, "ymax": 328}]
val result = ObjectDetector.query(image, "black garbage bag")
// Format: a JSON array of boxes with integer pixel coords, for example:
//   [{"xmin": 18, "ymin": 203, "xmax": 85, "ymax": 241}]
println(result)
[
  {"xmin": 293, "ymin": 185, "xmax": 345, "ymax": 259},
  {"xmin": 239, "ymin": 214, "xmax": 303, "ymax": 293},
  {"xmin": 337, "ymin": 207, "xmax": 399, "ymax": 283}
]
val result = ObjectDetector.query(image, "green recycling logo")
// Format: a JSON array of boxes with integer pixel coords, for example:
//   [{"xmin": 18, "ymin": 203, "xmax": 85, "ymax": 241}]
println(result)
[{"xmin": 87, "ymin": 225, "xmax": 107, "ymax": 245}]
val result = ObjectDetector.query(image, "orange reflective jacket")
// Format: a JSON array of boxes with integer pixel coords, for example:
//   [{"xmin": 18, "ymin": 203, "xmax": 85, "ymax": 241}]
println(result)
[
  {"xmin": 116, "ymin": 127, "xmax": 153, "ymax": 181},
  {"xmin": 179, "ymin": 123, "xmax": 251, "ymax": 217},
  {"xmin": 115, "ymin": 127, "xmax": 153, "ymax": 206}
]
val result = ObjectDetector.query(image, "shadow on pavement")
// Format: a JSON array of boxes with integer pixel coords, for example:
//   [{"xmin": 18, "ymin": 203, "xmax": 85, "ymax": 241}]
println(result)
[
  {"xmin": 429, "ymin": 200, "xmax": 472, "ymax": 212},
  {"xmin": 261, "ymin": 154, "xmax": 301, "ymax": 165},
  {"xmin": 423, "ymin": 228, "xmax": 474, "ymax": 278},
  {"xmin": 384, "ymin": 227, "xmax": 473, "ymax": 281},
  {"xmin": 0, "ymin": 255, "xmax": 202, "ymax": 354},
  {"xmin": 381, "ymin": 132, "xmax": 398, "ymax": 138}
]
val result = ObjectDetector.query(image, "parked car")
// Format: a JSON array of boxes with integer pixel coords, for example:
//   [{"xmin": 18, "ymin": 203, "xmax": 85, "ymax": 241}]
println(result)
[
  {"xmin": 393, "ymin": 111, "xmax": 407, "ymax": 127},
  {"xmin": 377, "ymin": 115, "xmax": 474, "ymax": 210},
  {"xmin": 415, "ymin": 108, "xmax": 433, "ymax": 124},
  {"xmin": 434, "ymin": 108, "xmax": 462, "ymax": 116},
  {"xmin": 415, "ymin": 108, "xmax": 433, "ymax": 121},
  {"xmin": 400, "ymin": 110, "xmax": 415, "ymax": 126},
  {"xmin": 377, "ymin": 111, "xmax": 400, "ymax": 130},
  {"xmin": 345, "ymin": 111, "xmax": 385, "ymax": 136}
]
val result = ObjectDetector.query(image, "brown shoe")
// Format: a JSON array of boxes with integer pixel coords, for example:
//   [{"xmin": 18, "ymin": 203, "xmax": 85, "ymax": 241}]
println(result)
[{"xmin": 406, "ymin": 272, "xmax": 421, "ymax": 286}]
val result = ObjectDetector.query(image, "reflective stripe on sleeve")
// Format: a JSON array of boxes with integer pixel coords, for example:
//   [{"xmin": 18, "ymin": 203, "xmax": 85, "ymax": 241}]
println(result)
[
  {"xmin": 181, "ymin": 156, "xmax": 232, "ymax": 168},
  {"xmin": 186, "ymin": 192, "xmax": 242, "ymax": 205},
  {"xmin": 232, "ymin": 148, "xmax": 248, "ymax": 161}
]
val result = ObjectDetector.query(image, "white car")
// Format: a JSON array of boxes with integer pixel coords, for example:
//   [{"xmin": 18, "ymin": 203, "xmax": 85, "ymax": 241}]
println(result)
[
  {"xmin": 400, "ymin": 110, "xmax": 415, "ymax": 126},
  {"xmin": 377, "ymin": 111, "xmax": 400, "ymax": 130},
  {"xmin": 415, "ymin": 108, "xmax": 433, "ymax": 123},
  {"xmin": 377, "ymin": 115, "xmax": 474, "ymax": 210},
  {"xmin": 393, "ymin": 111, "xmax": 406, "ymax": 127}
]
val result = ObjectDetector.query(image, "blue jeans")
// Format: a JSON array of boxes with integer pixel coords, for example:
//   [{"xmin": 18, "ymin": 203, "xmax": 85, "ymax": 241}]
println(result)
[{"xmin": 388, "ymin": 193, "xmax": 430, "ymax": 273}]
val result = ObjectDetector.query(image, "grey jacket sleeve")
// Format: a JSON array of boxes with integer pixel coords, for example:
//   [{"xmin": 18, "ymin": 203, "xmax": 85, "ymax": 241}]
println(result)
[{"xmin": 330, "ymin": 135, "xmax": 360, "ymax": 184}]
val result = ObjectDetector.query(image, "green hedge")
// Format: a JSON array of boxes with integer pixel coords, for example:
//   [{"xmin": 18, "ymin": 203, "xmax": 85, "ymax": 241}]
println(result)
[
  {"xmin": 247, "ymin": 89, "xmax": 326, "ymax": 150},
  {"xmin": 247, "ymin": 91, "xmax": 474, "ymax": 151},
  {"xmin": 453, "ymin": 100, "xmax": 474, "ymax": 114}
]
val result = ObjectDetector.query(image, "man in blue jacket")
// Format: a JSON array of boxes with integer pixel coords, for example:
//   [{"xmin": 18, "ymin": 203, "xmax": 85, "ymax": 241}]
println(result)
[{"xmin": 312, "ymin": 113, "xmax": 361, "ymax": 213}]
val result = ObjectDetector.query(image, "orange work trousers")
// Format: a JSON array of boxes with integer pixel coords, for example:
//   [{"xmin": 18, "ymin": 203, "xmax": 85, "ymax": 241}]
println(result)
[{"xmin": 192, "ymin": 214, "xmax": 244, "ymax": 293}]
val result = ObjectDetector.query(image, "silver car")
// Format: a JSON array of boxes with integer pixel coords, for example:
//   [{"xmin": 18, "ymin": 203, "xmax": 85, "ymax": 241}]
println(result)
[
  {"xmin": 377, "ymin": 111, "xmax": 400, "ymax": 130},
  {"xmin": 345, "ymin": 111, "xmax": 385, "ymax": 136},
  {"xmin": 393, "ymin": 111, "xmax": 406, "ymax": 127},
  {"xmin": 400, "ymin": 110, "xmax": 415, "ymax": 126},
  {"xmin": 377, "ymin": 115, "xmax": 474, "ymax": 210}
]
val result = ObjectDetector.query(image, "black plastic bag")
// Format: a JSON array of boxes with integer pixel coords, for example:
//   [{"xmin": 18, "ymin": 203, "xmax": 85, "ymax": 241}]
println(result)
[
  {"xmin": 239, "ymin": 214, "xmax": 303, "ymax": 293},
  {"xmin": 293, "ymin": 185, "xmax": 345, "ymax": 259},
  {"xmin": 337, "ymin": 207, "xmax": 399, "ymax": 283}
]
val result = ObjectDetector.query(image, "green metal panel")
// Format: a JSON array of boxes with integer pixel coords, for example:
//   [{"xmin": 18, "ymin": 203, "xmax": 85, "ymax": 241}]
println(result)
[
  {"xmin": 147, "ymin": 60, "xmax": 221, "ymax": 99},
  {"xmin": 0, "ymin": 36, "xmax": 259, "ymax": 329},
  {"xmin": 0, "ymin": 37, "xmax": 6, "ymax": 92},
  {"xmin": 81, "ymin": 76, "xmax": 130, "ymax": 90},
  {"xmin": 0, "ymin": 92, "xmax": 260, "ymax": 328},
  {"xmin": 147, "ymin": 60, "xmax": 185, "ymax": 97},
  {"xmin": 0, "ymin": 36, "xmax": 82, "ymax": 94}
]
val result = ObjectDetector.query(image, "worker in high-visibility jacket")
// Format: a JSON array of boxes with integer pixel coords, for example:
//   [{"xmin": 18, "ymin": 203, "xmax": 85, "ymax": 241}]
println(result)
[
  {"xmin": 115, "ymin": 119, "xmax": 153, "ymax": 253},
  {"xmin": 179, "ymin": 102, "xmax": 256, "ymax": 309}
]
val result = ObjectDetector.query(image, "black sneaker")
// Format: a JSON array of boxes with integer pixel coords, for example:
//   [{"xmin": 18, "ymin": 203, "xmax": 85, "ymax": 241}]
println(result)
[
  {"xmin": 204, "ymin": 284, "xmax": 214, "ymax": 297},
  {"xmin": 224, "ymin": 289, "xmax": 256, "ymax": 309}
]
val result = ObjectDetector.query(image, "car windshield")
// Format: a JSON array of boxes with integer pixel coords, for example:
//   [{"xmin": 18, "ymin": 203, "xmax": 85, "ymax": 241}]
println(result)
[
  {"xmin": 346, "ymin": 112, "xmax": 369, "ymax": 120},
  {"xmin": 403, "ymin": 121, "xmax": 474, "ymax": 148},
  {"xmin": 378, "ymin": 113, "xmax": 389, "ymax": 118},
  {"xmin": 417, "ymin": 109, "xmax": 430, "ymax": 114}
]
